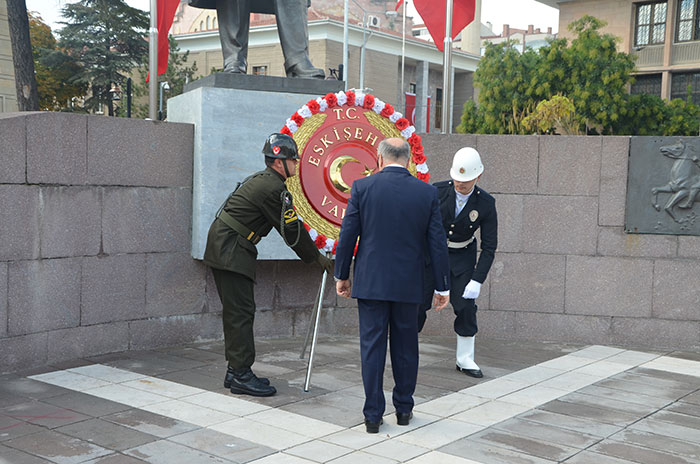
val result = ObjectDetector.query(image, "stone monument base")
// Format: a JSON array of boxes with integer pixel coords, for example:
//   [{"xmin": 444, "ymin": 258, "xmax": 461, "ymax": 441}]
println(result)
[{"xmin": 168, "ymin": 73, "xmax": 344, "ymax": 260}]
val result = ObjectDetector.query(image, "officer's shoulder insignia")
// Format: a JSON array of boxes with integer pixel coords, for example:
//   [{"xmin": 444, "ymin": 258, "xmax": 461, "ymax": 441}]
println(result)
[
  {"xmin": 469, "ymin": 210, "xmax": 479, "ymax": 222},
  {"xmin": 284, "ymin": 208, "xmax": 298, "ymax": 224}
]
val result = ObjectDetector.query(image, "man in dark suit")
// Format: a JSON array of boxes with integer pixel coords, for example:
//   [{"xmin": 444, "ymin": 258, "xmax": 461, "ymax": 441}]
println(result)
[
  {"xmin": 188, "ymin": 0, "xmax": 324, "ymax": 78},
  {"xmin": 334, "ymin": 138, "xmax": 450, "ymax": 434},
  {"xmin": 419, "ymin": 147, "xmax": 497, "ymax": 378}
]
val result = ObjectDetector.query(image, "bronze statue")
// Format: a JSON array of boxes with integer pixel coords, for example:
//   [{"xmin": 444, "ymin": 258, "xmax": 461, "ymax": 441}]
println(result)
[{"xmin": 189, "ymin": 0, "xmax": 324, "ymax": 79}]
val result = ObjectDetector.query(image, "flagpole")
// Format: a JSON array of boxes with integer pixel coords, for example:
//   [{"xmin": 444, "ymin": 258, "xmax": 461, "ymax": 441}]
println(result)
[
  {"xmin": 401, "ymin": 0, "xmax": 406, "ymax": 113},
  {"xmin": 149, "ymin": 0, "xmax": 158, "ymax": 120},
  {"xmin": 343, "ymin": 0, "xmax": 349, "ymax": 91},
  {"xmin": 441, "ymin": 0, "xmax": 453, "ymax": 134}
]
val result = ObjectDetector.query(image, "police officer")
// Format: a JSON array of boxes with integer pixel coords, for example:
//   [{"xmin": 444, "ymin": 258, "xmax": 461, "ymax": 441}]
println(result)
[
  {"xmin": 204, "ymin": 133, "xmax": 334, "ymax": 397},
  {"xmin": 419, "ymin": 147, "xmax": 497, "ymax": 378}
]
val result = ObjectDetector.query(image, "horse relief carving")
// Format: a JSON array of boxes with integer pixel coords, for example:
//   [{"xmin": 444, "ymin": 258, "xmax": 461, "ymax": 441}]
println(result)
[{"xmin": 651, "ymin": 140, "xmax": 700, "ymax": 226}]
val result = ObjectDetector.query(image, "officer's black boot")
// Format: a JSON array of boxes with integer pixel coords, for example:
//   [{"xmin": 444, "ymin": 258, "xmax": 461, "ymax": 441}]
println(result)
[
  {"xmin": 229, "ymin": 368, "xmax": 277, "ymax": 397},
  {"xmin": 224, "ymin": 366, "xmax": 269, "ymax": 388}
]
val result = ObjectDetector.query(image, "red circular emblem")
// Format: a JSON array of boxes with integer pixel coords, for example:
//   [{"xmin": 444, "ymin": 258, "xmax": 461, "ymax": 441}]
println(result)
[{"xmin": 272, "ymin": 146, "xmax": 281, "ymax": 155}]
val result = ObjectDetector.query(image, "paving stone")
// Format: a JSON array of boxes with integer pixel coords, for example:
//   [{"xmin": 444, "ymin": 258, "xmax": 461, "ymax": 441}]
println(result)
[
  {"xmin": 597, "ymin": 227, "xmax": 677, "ymax": 258},
  {"xmin": 2, "ymin": 400, "xmax": 92, "ymax": 429},
  {"xmin": 614, "ymin": 369, "xmax": 700, "ymax": 392},
  {"xmin": 595, "ymin": 377, "xmax": 692, "ymax": 401},
  {"xmin": 42, "ymin": 391, "xmax": 131, "ymax": 418},
  {"xmin": 155, "ymin": 369, "xmax": 223, "ymax": 392},
  {"xmin": 83, "ymin": 454, "xmax": 149, "ymax": 464},
  {"xmin": 0, "ymin": 444, "xmax": 53, "ymax": 463},
  {"xmin": 102, "ymin": 187, "xmax": 191, "ymax": 254},
  {"xmin": 489, "ymin": 253, "xmax": 565, "ymax": 313},
  {"xmin": 516, "ymin": 409, "xmax": 622, "ymax": 438},
  {"xmin": 493, "ymin": 418, "xmax": 601, "ymax": 449},
  {"xmin": 575, "ymin": 385, "xmax": 672, "ymax": 409},
  {"xmin": 124, "ymin": 439, "xmax": 231, "ymax": 464},
  {"xmin": 521, "ymin": 196, "xmax": 598, "ymax": 255},
  {"xmin": 145, "ymin": 253, "xmax": 206, "ymax": 317},
  {"xmin": 556, "ymin": 392, "xmax": 657, "ymax": 417},
  {"xmin": 476, "ymin": 135, "xmax": 539, "ymax": 194},
  {"xmin": 279, "ymin": 391, "xmax": 365, "ymax": 427},
  {"xmin": 666, "ymin": 401, "xmax": 700, "ymax": 418},
  {"xmin": 128, "ymin": 313, "xmax": 222, "ymax": 350},
  {"xmin": 440, "ymin": 437, "xmax": 558, "ymax": 464},
  {"xmin": 608, "ymin": 429, "xmax": 700, "ymax": 461},
  {"xmin": 87, "ymin": 117, "xmax": 193, "ymax": 187},
  {"xmin": 326, "ymin": 450, "xmax": 398, "ymax": 464},
  {"xmin": 363, "ymin": 439, "xmax": 429, "ymax": 462},
  {"xmin": 538, "ymin": 136, "xmax": 602, "ymax": 196},
  {"xmin": 0, "ymin": 185, "xmax": 39, "ymax": 261},
  {"xmin": 563, "ymin": 451, "xmax": 639, "ymax": 463},
  {"xmin": 0, "ymin": 412, "xmax": 45, "ymax": 443},
  {"xmin": 599, "ymin": 136, "xmax": 630, "ymax": 227},
  {"xmin": 537, "ymin": 400, "xmax": 640, "ymax": 427},
  {"xmin": 649, "ymin": 410, "xmax": 700, "ymax": 430},
  {"xmin": 631, "ymin": 417, "xmax": 700, "ymax": 443},
  {"xmin": 0, "ymin": 115, "xmax": 26, "ymax": 183},
  {"xmin": 471, "ymin": 429, "xmax": 580, "ymax": 462},
  {"xmin": 491, "ymin": 194, "xmax": 523, "ymax": 253},
  {"xmin": 56, "ymin": 418, "xmax": 158, "ymax": 451},
  {"xmin": 565, "ymin": 256, "xmax": 653, "ymax": 318},
  {"xmin": 590, "ymin": 440, "xmax": 696, "ymax": 464},
  {"xmin": 4, "ymin": 429, "xmax": 112, "ymax": 464},
  {"xmin": 26, "ymin": 113, "xmax": 88, "ymax": 185},
  {"xmin": 167, "ymin": 427, "xmax": 276, "ymax": 463},
  {"xmin": 652, "ymin": 259, "xmax": 700, "ymax": 321},
  {"xmin": 81, "ymin": 254, "xmax": 146, "ymax": 326},
  {"xmin": 103, "ymin": 409, "xmax": 199, "ymax": 439},
  {"xmin": 287, "ymin": 439, "xmax": 353, "ymax": 462}
]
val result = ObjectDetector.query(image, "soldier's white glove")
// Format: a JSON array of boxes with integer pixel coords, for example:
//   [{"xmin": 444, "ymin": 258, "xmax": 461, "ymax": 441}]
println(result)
[{"xmin": 462, "ymin": 280, "xmax": 481, "ymax": 300}]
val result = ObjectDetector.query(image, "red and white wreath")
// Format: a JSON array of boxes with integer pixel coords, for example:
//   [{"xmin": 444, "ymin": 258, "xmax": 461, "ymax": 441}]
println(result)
[{"xmin": 281, "ymin": 90, "xmax": 430, "ymax": 253}]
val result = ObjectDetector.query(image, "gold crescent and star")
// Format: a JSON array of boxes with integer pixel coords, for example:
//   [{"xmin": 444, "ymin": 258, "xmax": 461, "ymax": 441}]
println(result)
[{"xmin": 329, "ymin": 155, "xmax": 375, "ymax": 193}]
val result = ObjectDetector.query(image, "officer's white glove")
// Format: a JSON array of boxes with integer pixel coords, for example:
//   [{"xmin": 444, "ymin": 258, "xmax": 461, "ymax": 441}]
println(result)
[{"xmin": 462, "ymin": 280, "xmax": 481, "ymax": 300}]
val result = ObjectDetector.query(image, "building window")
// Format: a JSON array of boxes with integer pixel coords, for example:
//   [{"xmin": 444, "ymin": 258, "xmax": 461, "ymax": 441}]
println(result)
[
  {"xmin": 635, "ymin": 1, "xmax": 667, "ymax": 46},
  {"xmin": 409, "ymin": 83, "xmax": 416, "ymax": 93},
  {"xmin": 631, "ymin": 73, "xmax": 663, "ymax": 96},
  {"xmin": 206, "ymin": 17, "xmax": 210, "ymax": 29},
  {"xmin": 412, "ymin": 30, "xmax": 421, "ymax": 37},
  {"xmin": 435, "ymin": 88, "xmax": 443, "ymax": 130},
  {"xmin": 677, "ymin": 0, "xmax": 700, "ymax": 41},
  {"xmin": 671, "ymin": 72, "xmax": 700, "ymax": 104},
  {"xmin": 200, "ymin": 21, "xmax": 204, "ymax": 31},
  {"xmin": 253, "ymin": 65, "xmax": 268, "ymax": 76},
  {"xmin": 213, "ymin": 17, "xmax": 217, "ymax": 29}
]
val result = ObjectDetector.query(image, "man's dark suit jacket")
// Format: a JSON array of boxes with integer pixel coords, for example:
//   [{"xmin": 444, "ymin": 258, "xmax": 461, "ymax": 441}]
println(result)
[{"xmin": 335, "ymin": 166, "xmax": 450, "ymax": 304}]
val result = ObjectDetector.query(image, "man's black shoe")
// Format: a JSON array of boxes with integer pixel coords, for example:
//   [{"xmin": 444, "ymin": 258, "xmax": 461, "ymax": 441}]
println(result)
[
  {"xmin": 456, "ymin": 364, "xmax": 483, "ymax": 378},
  {"xmin": 364, "ymin": 418, "xmax": 383, "ymax": 434},
  {"xmin": 224, "ymin": 366, "xmax": 269, "ymax": 388},
  {"xmin": 229, "ymin": 368, "xmax": 276, "ymax": 397},
  {"xmin": 286, "ymin": 58, "xmax": 325, "ymax": 79},
  {"xmin": 396, "ymin": 412, "xmax": 413, "ymax": 426}
]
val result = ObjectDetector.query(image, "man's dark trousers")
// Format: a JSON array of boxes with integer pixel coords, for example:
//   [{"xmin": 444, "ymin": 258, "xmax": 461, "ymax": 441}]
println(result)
[
  {"xmin": 211, "ymin": 268, "xmax": 256, "ymax": 369},
  {"xmin": 358, "ymin": 299, "xmax": 419, "ymax": 423}
]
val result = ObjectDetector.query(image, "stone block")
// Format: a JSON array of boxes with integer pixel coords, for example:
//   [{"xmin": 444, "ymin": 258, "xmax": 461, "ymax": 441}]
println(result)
[
  {"xmin": 473, "ymin": 309, "xmax": 516, "ymax": 339},
  {"xmin": 87, "ymin": 118, "xmax": 193, "ymax": 187},
  {"xmin": 26, "ymin": 113, "xmax": 88, "ymax": 184},
  {"xmin": 102, "ymin": 187, "xmax": 191, "ymax": 254},
  {"xmin": 565, "ymin": 256, "xmax": 653, "ymax": 318},
  {"xmin": 0, "ymin": 115, "xmax": 26, "ymax": 183},
  {"xmin": 599, "ymin": 137, "xmax": 629, "ymax": 226},
  {"xmin": 253, "ymin": 308, "xmax": 294, "ymax": 338},
  {"xmin": 0, "ymin": 263, "xmax": 6, "ymax": 337},
  {"xmin": 0, "ymin": 185, "xmax": 40, "ymax": 261},
  {"xmin": 254, "ymin": 261, "xmax": 277, "ymax": 310},
  {"xmin": 611, "ymin": 318, "xmax": 700, "ymax": 350},
  {"xmin": 129, "ymin": 313, "xmax": 222, "ymax": 350},
  {"xmin": 327, "ymin": 306, "xmax": 360, "ymax": 336},
  {"xmin": 493, "ymin": 194, "xmax": 524, "ymax": 253},
  {"xmin": 40, "ymin": 187, "xmax": 101, "ymax": 258},
  {"xmin": 81, "ymin": 254, "xmax": 146, "ymax": 325},
  {"xmin": 204, "ymin": 267, "xmax": 223, "ymax": 313},
  {"xmin": 490, "ymin": 253, "xmax": 566, "ymax": 313},
  {"xmin": 146, "ymin": 253, "xmax": 206, "ymax": 317},
  {"xmin": 597, "ymin": 227, "xmax": 677, "ymax": 258},
  {"xmin": 0, "ymin": 333, "xmax": 47, "ymax": 373},
  {"xmin": 538, "ymin": 136, "xmax": 602, "ymax": 196},
  {"xmin": 515, "ymin": 312, "xmax": 613, "ymax": 345},
  {"xmin": 476, "ymin": 135, "xmax": 539, "ymax": 194},
  {"xmin": 678, "ymin": 236, "xmax": 700, "ymax": 258},
  {"xmin": 274, "ymin": 260, "xmax": 334, "ymax": 310},
  {"xmin": 522, "ymin": 195, "xmax": 598, "ymax": 255},
  {"xmin": 47, "ymin": 322, "xmax": 129, "ymax": 364},
  {"xmin": 652, "ymin": 260, "xmax": 700, "ymax": 321},
  {"xmin": 8, "ymin": 258, "xmax": 81, "ymax": 335}
]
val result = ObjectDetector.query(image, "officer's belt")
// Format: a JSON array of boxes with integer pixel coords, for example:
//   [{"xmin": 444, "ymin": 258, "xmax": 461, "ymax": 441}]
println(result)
[
  {"xmin": 218, "ymin": 211, "xmax": 262, "ymax": 245},
  {"xmin": 447, "ymin": 237, "xmax": 475, "ymax": 249}
]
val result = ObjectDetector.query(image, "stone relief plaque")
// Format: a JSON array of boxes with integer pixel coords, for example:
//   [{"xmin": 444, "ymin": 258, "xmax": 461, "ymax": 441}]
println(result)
[{"xmin": 626, "ymin": 137, "xmax": 700, "ymax": 235}]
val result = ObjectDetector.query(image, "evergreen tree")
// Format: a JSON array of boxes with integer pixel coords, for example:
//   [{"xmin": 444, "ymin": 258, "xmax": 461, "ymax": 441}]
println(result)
[{"xmin": 58, "ymin": 0, "xmax": 148, "ymax": 116}]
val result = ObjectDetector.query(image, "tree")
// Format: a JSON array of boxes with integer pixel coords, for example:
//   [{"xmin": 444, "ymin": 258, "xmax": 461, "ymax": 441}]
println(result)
[
  {"xmin": 58, "ymin": 0, "xmax": 148, "ymax": 116},
  {"xmin": 28, "ymin": 13, "xmax": 87, "ymax": 111},
  {"xmin": 133, "ymin": 36, "xmax": 198, "ymax": 119},
  {"xmin": 6, "ymin": 0, "xmax": 39, "ymax": 110},
  {"xmin": 522, "ymin": 95, "xmax": 583, "ymax": 135}
]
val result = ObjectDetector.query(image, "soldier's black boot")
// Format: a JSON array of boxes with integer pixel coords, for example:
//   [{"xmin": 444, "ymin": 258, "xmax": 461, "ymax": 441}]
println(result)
[
  {"xmin": 229, "ymin": 368, "xmax": 277, "ymax": 397},
  {"xmin": 224, "ymin": 366, "xmax": 269, "ymax": 389}
]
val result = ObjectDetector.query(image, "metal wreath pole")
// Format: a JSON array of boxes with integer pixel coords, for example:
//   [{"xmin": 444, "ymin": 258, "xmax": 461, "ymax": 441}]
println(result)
[
  {"xmin": 441, "ymin": 0, "xmax": 454, "ymax": 134},
  {"xmin": 302, "ymin": 254, "xmax": 330, "ymax": 392},
  {"xmin": 148, "ymin": 0, "xmax": 158, "ymax": 120}
]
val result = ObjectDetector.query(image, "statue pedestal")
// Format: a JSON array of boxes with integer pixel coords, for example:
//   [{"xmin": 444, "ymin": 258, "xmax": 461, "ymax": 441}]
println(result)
[{"xmin": 168, "ymin": 73, "xmax": 344, "ymax": 260}]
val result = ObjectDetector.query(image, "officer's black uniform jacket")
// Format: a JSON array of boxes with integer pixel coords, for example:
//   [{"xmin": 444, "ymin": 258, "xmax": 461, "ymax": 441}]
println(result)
[
  {"xmin": 203, "ymin": 167, "xmax": 319, "ymax": 281},
  {"xmin": 435, "ymin": 181, "xmax": 497, "ymax": 282}
]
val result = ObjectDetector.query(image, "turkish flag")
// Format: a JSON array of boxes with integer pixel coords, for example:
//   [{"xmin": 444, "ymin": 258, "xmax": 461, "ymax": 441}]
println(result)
[
  {"xmin": 147, "ymin": 0, "xmax": 180, "ymax": 81},
  {"xmin": 414, "ymin": 0, "xmax": 476, "ymax": 52}
]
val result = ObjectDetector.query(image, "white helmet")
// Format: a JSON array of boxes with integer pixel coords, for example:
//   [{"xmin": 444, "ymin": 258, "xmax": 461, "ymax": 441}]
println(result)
[{"xmin": 450, "ymin": 147, "xmax": 484, "ymax": 182}]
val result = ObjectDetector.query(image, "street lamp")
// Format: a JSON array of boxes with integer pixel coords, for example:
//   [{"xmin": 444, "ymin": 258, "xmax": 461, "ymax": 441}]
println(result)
[
  {"xmin": 159, "ymin": 81, "xmax": 170, "ymax": 121},
  {"xmin": 350, "ymin": 0, "xmax": 373, "ymax": 91}
]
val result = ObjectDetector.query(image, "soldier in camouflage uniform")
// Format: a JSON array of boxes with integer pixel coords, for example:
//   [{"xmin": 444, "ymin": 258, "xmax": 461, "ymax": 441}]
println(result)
[{"xmin": 204, "ymin": 133, "xmax": 333, "ymax": 397}]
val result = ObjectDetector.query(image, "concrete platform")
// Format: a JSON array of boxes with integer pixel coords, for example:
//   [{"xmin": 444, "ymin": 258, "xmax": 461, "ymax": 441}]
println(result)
[{"xmin": 1, "ymin": 336, "xmax": 699, "ymax": 463}]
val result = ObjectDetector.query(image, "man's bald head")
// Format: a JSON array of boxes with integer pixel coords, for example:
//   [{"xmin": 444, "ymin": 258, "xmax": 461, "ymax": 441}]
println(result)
[{"xmin": 377, "ymin": 138, "xmax": 410, "ymax": 165}]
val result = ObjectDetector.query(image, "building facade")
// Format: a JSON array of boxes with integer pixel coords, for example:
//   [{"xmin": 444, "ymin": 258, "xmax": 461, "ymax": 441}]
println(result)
[
  {"xmin": 537, "ymin": 0, "xmax": 700, "ymax": 104},
  {"xmin": 1, "ymin": 0, "xmax": 17, "ymax": 112},
  {"xmin": 170, "ymin": 1, "xmax": 479, "ymax": 132},
  {"xmin": 481, "ymin": 24, "xmax": 556, "ymax": 55}
]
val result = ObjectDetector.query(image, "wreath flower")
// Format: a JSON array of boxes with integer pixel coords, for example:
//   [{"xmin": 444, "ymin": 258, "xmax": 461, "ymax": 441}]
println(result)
[{"xmin": 282, "ymin": 91, "xmax": 431, "ymax": 252}]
